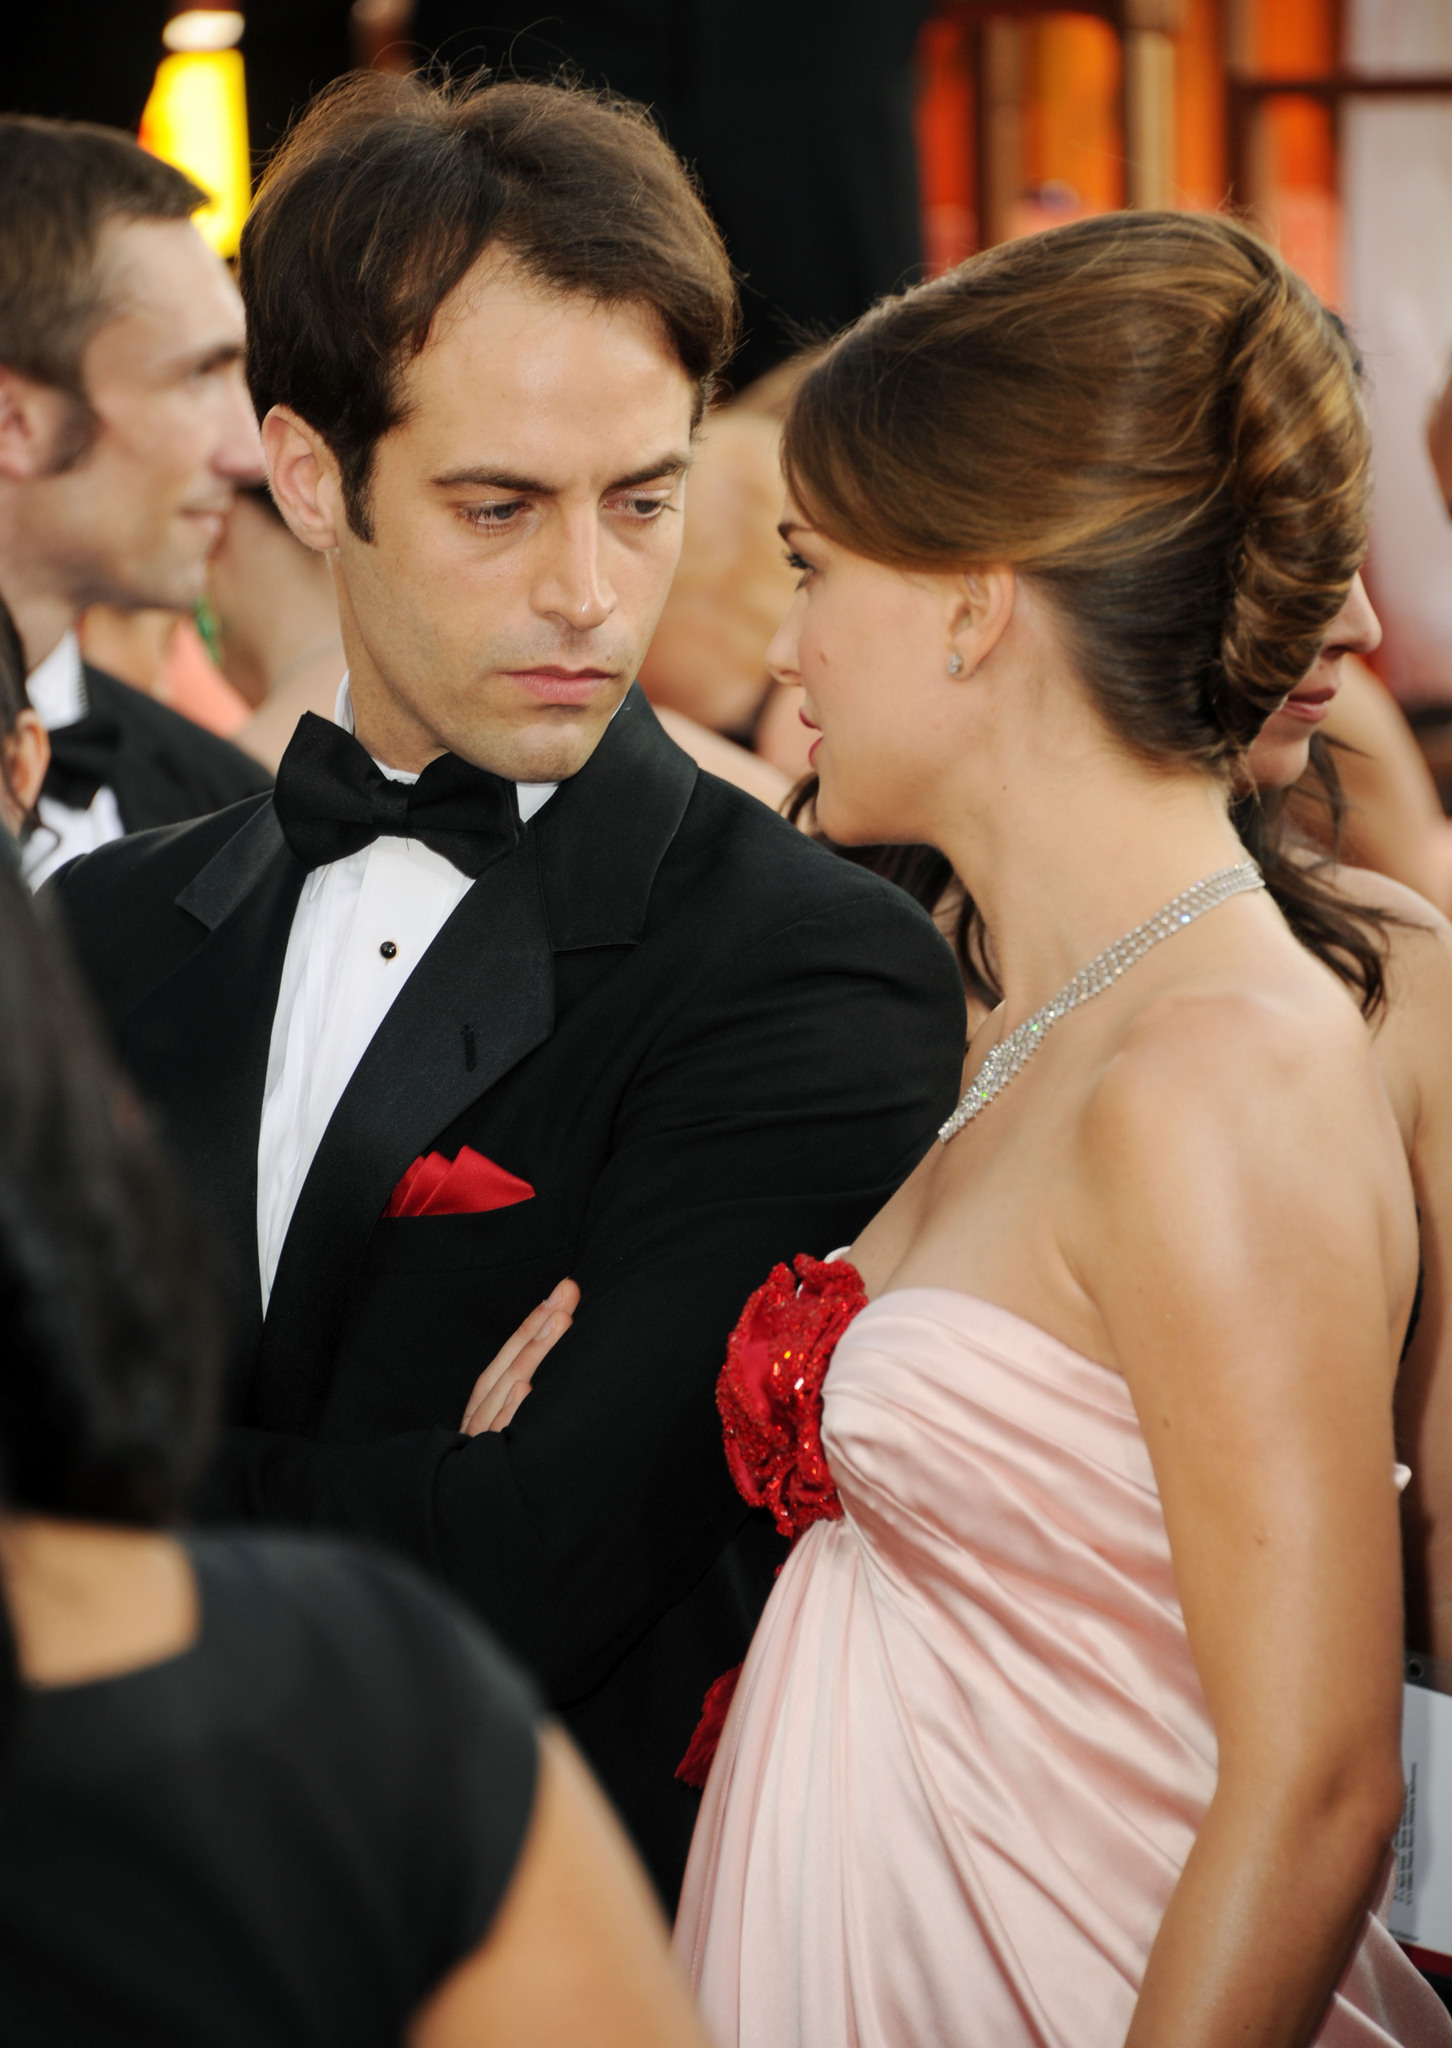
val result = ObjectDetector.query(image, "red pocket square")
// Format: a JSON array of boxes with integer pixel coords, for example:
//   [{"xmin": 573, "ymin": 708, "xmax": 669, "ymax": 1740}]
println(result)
[{"xmin": 384, "ymin": 1146, "xmax": 535, "ymax": 1219}]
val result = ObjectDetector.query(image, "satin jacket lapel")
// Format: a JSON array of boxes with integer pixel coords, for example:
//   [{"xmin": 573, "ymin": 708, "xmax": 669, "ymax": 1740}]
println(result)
[
  {"xmin": 250, "ymin": 829, "xmax": 555, "ymax": 1432},
  {"xmin": 247, "ymin": 686, "xmax": 698, "ymax": 1434},
  {"xmin": 535, "ymin": 684, "xmax": 697, "ymax": 950},
  {"xmin": 123, "ymin": 803, "xmax": 303, "ymax": 1383}
]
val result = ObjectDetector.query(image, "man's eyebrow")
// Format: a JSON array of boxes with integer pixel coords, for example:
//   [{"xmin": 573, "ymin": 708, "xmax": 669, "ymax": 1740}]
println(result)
[
  {"xmin": 165, "ymin": 337, "xmax": 246, "ymax": 376},
  {"xmin": 608, "ymin": 453, "xmax": 691, "ymax": 491},
  {"xmin": 431, "ymin": 466, "xmax": 552, "ymax": 493},
  {"xmin": 429, "ymin": 452, "xmax": 691, "ymax": 494}
]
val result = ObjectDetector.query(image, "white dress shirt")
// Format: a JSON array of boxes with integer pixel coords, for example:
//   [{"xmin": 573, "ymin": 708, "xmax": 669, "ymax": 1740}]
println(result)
[
  {"xmin": 255, "ymin": 678, "xmax": 555, "ymax": 1309},
  {"xmin": 21, "ymin": 631, "xmax": 126, "ymax": 890}
]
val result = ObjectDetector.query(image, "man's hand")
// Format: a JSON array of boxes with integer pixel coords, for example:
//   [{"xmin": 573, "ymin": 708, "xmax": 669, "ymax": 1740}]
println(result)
[{"xmin": 460, "ymin": 1280, "xmax": 581, "ymax": 1436}]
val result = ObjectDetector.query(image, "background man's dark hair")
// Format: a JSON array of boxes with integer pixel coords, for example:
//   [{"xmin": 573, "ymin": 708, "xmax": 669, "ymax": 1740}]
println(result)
[
  {"xmin": 240, "ymin": 70, "xmax": 740, "ymax": 540},
  {"xmin": 0, "ymin": 117, "xmax": 203, "ymax": 466}
]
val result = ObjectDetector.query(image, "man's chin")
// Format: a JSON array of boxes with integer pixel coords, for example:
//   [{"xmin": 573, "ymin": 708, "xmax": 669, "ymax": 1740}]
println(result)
[
  {"xmin": 114, "ymin": 557, "xmax": 208, "ymax": 614},
  {"xmin": 452, "ymin": 700, "xmax": 622, "ymax": 786}
]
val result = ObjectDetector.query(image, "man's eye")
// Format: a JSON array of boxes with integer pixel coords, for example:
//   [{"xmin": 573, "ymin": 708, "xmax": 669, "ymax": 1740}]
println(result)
[
  {"xmin": 614, "ymin": 495, "xmax": 671, "ymax": 520},
  {"xmin": 464, "ymin": 502, "xmax": 526, "ymax": 527}
]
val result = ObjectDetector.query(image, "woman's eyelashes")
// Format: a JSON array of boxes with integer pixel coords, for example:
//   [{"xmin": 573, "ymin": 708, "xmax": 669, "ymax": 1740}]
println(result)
[{"xmin": 786, "ymin": 549, "xmax": 814, "ymax": 585}]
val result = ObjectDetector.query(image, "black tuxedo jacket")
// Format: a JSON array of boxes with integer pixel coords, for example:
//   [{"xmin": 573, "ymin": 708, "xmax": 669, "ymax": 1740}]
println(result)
[
  {"xmin": 52, "ymin": 688, "xmax": 966, "ymax": 1900},
  {"xmin": 42, "ymin": 663, "xmax": 272, "ymax": 830}
]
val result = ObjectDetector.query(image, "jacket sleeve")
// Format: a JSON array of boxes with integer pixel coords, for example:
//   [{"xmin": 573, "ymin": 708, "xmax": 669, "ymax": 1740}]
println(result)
[{"xmin": 200, "ymin": 889, "xmax": 966, "ymax": 1702}]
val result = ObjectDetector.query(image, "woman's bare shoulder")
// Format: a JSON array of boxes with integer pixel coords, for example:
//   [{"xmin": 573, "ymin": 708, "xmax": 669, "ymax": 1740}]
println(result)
[
  {"xmin": 1070, "ymin": 968, "xmax": 1414, "ymax": 1349},
  {"xmin": 1323, "ymin": 861, "xmax": 1452, "ymax": 1013},
  {"xmin": 1080, "ymin": 960, "xmax": 1386, "ymax": 1189},
  {"xmin": 1321, "ymin": 859, "xmax": 1449, "ymax": 935}
]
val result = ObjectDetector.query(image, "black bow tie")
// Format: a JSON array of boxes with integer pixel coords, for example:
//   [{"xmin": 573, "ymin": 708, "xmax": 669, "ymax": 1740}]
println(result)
[
  {"xmin": 42, "ymin": 707, "xmax": 125, "ymax": 810},
  {"xmin": 273, "ymin": 713, "xmax": 522, "ymax": 878}
]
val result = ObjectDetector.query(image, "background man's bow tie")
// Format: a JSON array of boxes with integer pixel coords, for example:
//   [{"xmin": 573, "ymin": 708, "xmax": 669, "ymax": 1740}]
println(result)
[
  {"xmin": 42, "ymin": 706, "xmax": 125, "ymax": 809},
  {"xmin": 273, "ymin": 713, "xmax": 521, "ymax": 878}
]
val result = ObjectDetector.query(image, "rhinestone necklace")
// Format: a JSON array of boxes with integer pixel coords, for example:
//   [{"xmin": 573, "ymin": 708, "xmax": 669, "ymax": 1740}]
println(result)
[{"xmin": 938, "ymin": 861, "xmax": 1264, "ymax": 1143}]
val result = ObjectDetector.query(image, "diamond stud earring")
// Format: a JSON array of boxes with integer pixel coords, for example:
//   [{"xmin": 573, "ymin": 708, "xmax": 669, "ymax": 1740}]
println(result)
[{"xmin": 947, "ymin": 651, "xmax": 964, "ymax": 676}]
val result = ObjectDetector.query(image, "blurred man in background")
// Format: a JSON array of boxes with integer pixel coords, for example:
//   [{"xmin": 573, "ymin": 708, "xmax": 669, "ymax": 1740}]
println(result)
[{"xmin": 0, "ymin": 117, "xmax": 271, "ymax": 886}]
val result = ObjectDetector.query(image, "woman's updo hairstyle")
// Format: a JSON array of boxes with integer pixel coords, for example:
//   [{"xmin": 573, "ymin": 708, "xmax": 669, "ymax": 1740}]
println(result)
[{"xmin": 782, "ymin": 211, "xmax": 1368, "ymax": 771}]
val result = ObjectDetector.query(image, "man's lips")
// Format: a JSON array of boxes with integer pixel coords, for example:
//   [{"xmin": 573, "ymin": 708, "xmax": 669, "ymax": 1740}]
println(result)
[
  {"xmin": 504, "ymin": 667, "xmax": 615, "ymax": 706},
  {"xmin": 182, "ymin": 505, "xmax": 229, "ymax": 537}
]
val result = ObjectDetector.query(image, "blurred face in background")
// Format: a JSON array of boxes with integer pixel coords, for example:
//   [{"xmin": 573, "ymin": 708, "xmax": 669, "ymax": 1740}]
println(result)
[
  {"xmin": 13, "ymin": 217, "xmax": 262, "ymax": 625},
  {"xmin": 1247, "ymin": 572, "xmax": 1382, "ymax": 792},
  {"xmin": 266, "ymin": 253, "xmax": 696, "ymax": 783}
]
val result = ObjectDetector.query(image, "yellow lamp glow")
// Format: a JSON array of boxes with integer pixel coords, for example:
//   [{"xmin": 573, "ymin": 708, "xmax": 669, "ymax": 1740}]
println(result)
[
  {"xmin": 139, "ymin": 45, "xmax": 250, "ymax": 259},
  {"xmin": 164, "ymin": 9, "xmax": 244, "ymax": 51}
]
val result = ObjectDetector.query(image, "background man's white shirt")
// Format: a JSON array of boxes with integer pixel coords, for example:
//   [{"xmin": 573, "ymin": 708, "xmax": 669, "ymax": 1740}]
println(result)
[{"xmin": 255, "ymin": 679, "xmax": 555, "ymax": 1308}]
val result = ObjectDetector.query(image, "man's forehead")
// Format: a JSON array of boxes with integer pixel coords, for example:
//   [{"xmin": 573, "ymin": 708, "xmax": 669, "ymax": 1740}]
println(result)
[
  {"xmin": 397, "ymin": 272, "xmax": 693, "ymax": 483},
  {"xmin": 417, "ymin": 250, "xmax": 688, "ymax": 401},
  {"xmin": 92, "ymin": 215, "xmax": 244, "ymax": 342}
]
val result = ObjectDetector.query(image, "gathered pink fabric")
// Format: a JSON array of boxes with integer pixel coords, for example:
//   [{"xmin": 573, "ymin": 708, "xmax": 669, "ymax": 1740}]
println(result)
[{"xmin": 675, "ymin": 1287, "xmax": 1449, "ymax": 2048}]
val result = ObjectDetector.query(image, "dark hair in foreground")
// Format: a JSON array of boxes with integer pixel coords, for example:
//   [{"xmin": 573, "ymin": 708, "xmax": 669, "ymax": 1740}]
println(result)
[
  {"xmin": 0, "ymin": 117, "xmax": 202, "ymax": 465},
  {"xmin": 783, "ymin": 210, "xmax": 1369, "ymax": 774},
  {"xmin": 241, "ymin": 71, "xmax": 740, "ymax": 539},
  {"xmin": 0, "ymin": 866, "xmax": 221, "ymax": 1718}
]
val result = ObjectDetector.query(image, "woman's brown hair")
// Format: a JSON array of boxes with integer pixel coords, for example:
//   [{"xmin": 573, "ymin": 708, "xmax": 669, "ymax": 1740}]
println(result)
[
  {"xmin": 781, "ymin": 212, "xmax": 1393, "ymax": 1015},
  {"xmin": 794, "ymin": 738, "xmax": 1397, "ymax": 1027},
  {"xmin": 782, "ymin": 210, "xmax": 1368, "ymax": 771},
  {"xmin": 1235, "ymin": 736, "xmax": 1397, "ymax": 1021}
]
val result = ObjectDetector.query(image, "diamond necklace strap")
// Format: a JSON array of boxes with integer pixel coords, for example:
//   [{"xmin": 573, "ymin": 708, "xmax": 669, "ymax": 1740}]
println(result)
[{"xmin": 938, "ymin": 860, "xmax": 1265, "ymax": 1144}]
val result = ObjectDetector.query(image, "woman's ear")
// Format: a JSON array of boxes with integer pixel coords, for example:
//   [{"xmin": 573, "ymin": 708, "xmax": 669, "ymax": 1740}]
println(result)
[
  {"xmin": 947, "ymin": 566, "xmax": 1016, "ymax": 679},
  {"xmin": 262, "ymin": 406, "xmax": 347, "ymax": 555},
  {"xmin": 0, "ymin": 709, "xmax": 49, "ymax": 831}
]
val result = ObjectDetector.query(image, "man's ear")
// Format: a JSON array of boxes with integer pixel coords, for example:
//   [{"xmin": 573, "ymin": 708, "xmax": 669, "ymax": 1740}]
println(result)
[
  {"xmin": 1, "ymin": 709, "xmax": 49, "ymax": 822},
  {"xmin": 0, "ymin": 367, "xmax": 78, "ymax": 483},
  {"xmin": 947, "ymin": 565, "xmax": 1017, "ymax": 680},
  {"xmin": 262, "ymin": 406, "xmax": 349, "ymax": 554}
]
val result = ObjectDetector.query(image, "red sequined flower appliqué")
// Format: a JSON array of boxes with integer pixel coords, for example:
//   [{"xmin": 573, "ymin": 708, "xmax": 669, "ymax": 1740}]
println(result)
[
  {"xmin": 677, "ymin": 1254, "xmax": 867, "ymax": 1790},
  {"xmin": 718, "ymin": 1252, "xmax": 868, "ymax": 1540}
]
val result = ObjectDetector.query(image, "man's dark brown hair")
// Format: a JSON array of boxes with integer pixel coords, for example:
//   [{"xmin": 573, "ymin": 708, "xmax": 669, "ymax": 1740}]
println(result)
[
  {"xmin": 0, "ymin": 117, "xmax": 203, "ymax": 422},
  {"xmin": 240, "ymin": 71, "xmax": 741, "ymax": 541}
]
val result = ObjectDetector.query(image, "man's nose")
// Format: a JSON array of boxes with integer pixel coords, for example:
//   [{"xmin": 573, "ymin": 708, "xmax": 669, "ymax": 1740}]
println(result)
[
  {"xmin": 214, "ymin": 370, "xmax": 266, "ymax": 486},
  {"xmin": 534, "ymin": 512, "xmax": 616, "ymax": 633}
]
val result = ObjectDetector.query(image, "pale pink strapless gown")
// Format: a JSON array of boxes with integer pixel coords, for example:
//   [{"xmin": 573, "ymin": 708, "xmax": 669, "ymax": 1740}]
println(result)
[{"xmin": 675, "ymin": 1287, "xmax": 1450, "ymax": 2048}]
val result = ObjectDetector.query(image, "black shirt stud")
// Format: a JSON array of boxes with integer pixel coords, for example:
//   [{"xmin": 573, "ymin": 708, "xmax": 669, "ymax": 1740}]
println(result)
[{"xmin": 379, "ymin": 940, "xmax": 398, "ymax": 960}]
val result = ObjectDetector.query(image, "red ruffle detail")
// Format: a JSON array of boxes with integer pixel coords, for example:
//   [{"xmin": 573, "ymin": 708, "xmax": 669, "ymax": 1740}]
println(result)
[
  {"xmin": 674, "ymin": 1663, "xmax": 742, "ymax": 1787},
  {"xmin": 717, "ymin": 1251, "xmax": 867, "ymax": 1541},
  {"xmin": 677, "ymin": 1254, "xmax": 868, "ymax": 1789}
]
